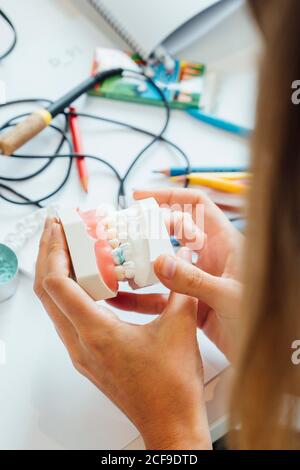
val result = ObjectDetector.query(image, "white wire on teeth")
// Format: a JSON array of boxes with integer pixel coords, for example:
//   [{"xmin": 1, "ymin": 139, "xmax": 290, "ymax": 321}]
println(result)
[
  {"xmin": 115, "ymin": 265, "xmax": 126, "ymax": 281},
  {"xmin": 123, "ymin": 261, "xmax": 135, "ymax": 279}
]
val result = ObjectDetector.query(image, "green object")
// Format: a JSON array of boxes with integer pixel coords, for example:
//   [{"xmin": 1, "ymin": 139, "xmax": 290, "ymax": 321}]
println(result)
[
  {"xmin": 89, "ymin": 52, "xmax": 206, "ymax": 110},
  {"xmin": 0, "ymin": 244, "xmax": 19, "ymax": 302}
]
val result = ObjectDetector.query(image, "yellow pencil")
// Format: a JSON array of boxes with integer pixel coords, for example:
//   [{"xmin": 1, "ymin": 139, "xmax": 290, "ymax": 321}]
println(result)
[
  {"xmin": 190, "ymin": 172, "xmax": 250, "ymax": 180},
  {"xmin": 172, "ymin": 175, "xmax": 248, "ymax": 195}
]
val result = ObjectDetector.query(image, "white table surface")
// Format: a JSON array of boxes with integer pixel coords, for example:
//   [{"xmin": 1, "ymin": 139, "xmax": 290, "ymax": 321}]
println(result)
[{"xmin": 0, "ymin": 0, "xmax": 259, "ymax": 450}]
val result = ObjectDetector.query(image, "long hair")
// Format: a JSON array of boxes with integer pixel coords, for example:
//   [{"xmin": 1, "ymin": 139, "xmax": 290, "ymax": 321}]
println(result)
[{"xmin": 229, "ymin": 0, "xmax": 300, "ymax": 449}]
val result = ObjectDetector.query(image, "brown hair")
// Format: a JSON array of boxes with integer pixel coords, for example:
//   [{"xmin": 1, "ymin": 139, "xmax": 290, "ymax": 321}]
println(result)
[{"xmin": 229, "ymin": 0, "xmax": 300, "ymax": 449}]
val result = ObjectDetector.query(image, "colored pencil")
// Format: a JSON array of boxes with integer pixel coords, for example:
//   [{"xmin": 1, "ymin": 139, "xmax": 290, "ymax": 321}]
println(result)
[
  {"xmin": 191, "ymin": 172, "xmax": 250, "ymax": 180},
  {"xmin": 69, "ymin": 106, "xmax": 89, "ymax": 193},
  {"xmin": 172, "ymin": 174, "xmax": 248, "ymax": 195},
  {"xmin": 153, "ymin": 166, "xmax": 249, "ymax": 177}
]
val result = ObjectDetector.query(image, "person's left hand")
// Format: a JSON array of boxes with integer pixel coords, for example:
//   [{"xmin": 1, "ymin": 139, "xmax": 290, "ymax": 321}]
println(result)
[{"xmin": 34, "ymin": 218, "xmax": 212, "ymax": 450}]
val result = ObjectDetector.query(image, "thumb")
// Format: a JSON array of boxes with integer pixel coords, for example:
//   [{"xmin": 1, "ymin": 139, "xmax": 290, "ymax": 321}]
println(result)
[
  {"xmin": 162, "ymin": 247, "xmax": 198, "ymax": 323},
  {"xmin": 154, "ymin": 254, "xmax": 234, "ymax": 312}
]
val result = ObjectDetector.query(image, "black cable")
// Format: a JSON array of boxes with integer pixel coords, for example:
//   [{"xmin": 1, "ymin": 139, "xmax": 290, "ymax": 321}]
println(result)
[
  {"xmin": 68, "ymin": 109, "xmax": 191, "ymax": 207},
  {"xmin": 0, "ymin": 71, "xmax": 191, "ymax": 207},
  {"xmin": 0, "ymin": 181, "xmax": 42, "ymax": 207},
  {"xmin": 0, "ymin": 100, "xmax": 58, "ymax": 184},
  {"xmin": 0, "ymin": 100, "xmax": 72, "ymax": 206},
  {"xmin": 0, "ymin": 152, "xmax": 125, "ymax": 206},
  {"xmin": 0, "ymin": 9, "xmax": 17, "ymax": 61},
  {"xmin": 0, "ymin": 98, "xmax": 52, "ymax": 109},
  {"xmin": 48, "ymin": 69, "xmax": 123, "ymax": 117},
  {"xmin": 0, "ymin": 99, "xmax": 72, "ymax": 205},
  {"xmin": 0, "ymin": 113, "xmax": 66, "ymax": 182},
  {"xmin": 69, "ymin": 111, "xmax": 190, "ymax": 169},
  {"xmin": 116, "ymin": 70, "xmax": 171, "ymax": 207},
  {"xmin": 0, "ymin": 126, "xmax": 73, "ymax": 206}
]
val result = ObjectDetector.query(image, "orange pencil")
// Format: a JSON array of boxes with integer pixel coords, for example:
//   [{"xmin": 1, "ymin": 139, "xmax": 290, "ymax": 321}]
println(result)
[{"xmin": 68, "ymin": 106, "xmax": 89, "ymax": 193}]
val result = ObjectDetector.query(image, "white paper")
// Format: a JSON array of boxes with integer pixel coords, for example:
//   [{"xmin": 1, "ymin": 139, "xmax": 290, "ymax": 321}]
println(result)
[{"xmin": 89, "ymin": 0, "xmax": 242, "ymax": 58}]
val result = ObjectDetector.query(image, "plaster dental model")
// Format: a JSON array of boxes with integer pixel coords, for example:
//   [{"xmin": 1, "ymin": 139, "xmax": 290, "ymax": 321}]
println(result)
[
  {"xmin": 59, "ymin": 198, "xmax": 174, "ymax": 301},
  {"xmin": 2, "ymin": 205, "xmax": 59, "ymax": 285}
]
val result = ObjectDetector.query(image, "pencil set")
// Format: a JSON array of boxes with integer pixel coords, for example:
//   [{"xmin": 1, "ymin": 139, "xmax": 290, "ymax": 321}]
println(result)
[
  {"xmin": 155, "ymin": 167, "xmax": 251, "ymax": 195},
  {"xmin": 89, "ymin": 48, "xmax": 206, "ymax": 109}
]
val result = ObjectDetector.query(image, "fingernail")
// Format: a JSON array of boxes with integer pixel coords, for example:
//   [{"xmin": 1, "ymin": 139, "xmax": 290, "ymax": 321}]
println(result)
[
  {"xmin": 159, "ymin": 255, "xmax": 177, "ymax": 279},
  {"xmin": 51, "ymin": 223, "xmax": 60, "ymax": 238},
  {"xmin": 44, "ymin": 217, "xmax": 52, "ymax": 230},
  {"xmin": 132, "ymin": 189, "xmax": 142, "ymax": 199},
  {"xmin": 178, "ymin": 247, "xmax": 193, "ymax": 263}
]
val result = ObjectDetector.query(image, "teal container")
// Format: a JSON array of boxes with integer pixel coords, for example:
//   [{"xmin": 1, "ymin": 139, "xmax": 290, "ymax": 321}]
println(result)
[{"xmin": 0, "ymin": 244, "xmax": 19, "ymax": 302}]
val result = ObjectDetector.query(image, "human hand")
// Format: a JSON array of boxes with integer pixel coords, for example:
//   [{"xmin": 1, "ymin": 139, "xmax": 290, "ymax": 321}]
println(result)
[
  {"xmin": 109, "ymin": 189, "xmax": 244, "ymax": 361},
  {"xmin": 34, "ymin": 218, "xmax": 212, "ymax": 450}
]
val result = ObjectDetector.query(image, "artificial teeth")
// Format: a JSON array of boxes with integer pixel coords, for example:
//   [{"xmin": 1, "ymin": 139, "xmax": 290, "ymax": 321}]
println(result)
[
  {"xmin": 102, "ymin": 215, "xmax": 117, "ymax": 229},
  {"xmin": 109, "ymin": 238, "xmax": 120, "ymax": 249},
  {"xmin": 23, "ymin": 228, "xmax": 35, "ymax": 239},
  {"xmin": 115, "ymin": 266, "xmax": 126, "ymax": 281},
  {"xmin": 112, "ymin": 247, "xmax": 126, "ymax": 265},
  {"xmin": 106, "ymin": 228, "xmax": 117, "ymax": 240},
  {"xmin": 123, "ymin": 261, "xmax": 135, "ymax": 279},
  {"xmin": 96, "ymin": 205, "xmax": 114, "ymax": 218},
  {"xmin": 16, "ymin": 221, "xmax": 26, "ymax": 231},
  {"xmin": 116, "ymin": 222, "xmax": 127, "ymax": 233},
  {"xmin": 119, "ymin": 243, "xmax": 132, "ymax": 261},
  {"xmin": 118, "ymin": 232, "xmax": 128, "ymax": 242}
]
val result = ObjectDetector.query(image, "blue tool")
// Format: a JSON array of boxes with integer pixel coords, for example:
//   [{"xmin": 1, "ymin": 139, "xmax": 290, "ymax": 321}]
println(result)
[{"xmin": 186, "ymin": 108, "xmax": 252, "ymax": 138}]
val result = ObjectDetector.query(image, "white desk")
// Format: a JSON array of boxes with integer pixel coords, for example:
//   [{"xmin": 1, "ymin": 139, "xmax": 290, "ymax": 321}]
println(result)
[{"xmin": 0, "ymin": 0, "xmax": 259, "ymax": 450}]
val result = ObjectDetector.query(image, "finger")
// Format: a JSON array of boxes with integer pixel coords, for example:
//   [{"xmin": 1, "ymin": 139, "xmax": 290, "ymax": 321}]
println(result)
[
  {"xmin": 106, "ymin": 291, "xmax": 168, "ymax": 314},
  {"xmin": 154, "ymin": 253, "xmax": 238, "ymax": 312},
  {"xmin": 39, "ymin": 289, "xmax": 79, "ymax": 349},
  {"xmin": 106, "ymin": 250, "xmax": 193, "ymax": 315},
  {"xmin": 164, "ymin": 210, "xmax": 206, "ymax": 252},
  {"xmin": 35, "ymin": 217, "xmax": 56, "ymax": 292},
  {"xmin": 134, "ymin": 188, "xmax": 233, "ymax": 236},
  {"xmin": 43, "ymin": 223, "xmax": 118, "ymax": 331},
  {"xmin": 161, "ymin": 247, "xmax": 198, "ymax": 326},
  {"xmin": 46, "ymin": 221, "xmax": 71, "ymax": 278},
  {"xmin": 134, "ymin": 188, "xmax": 212, "ymax": 210},
  {"xmin": 34, "ymin": 220, "xmax": 80, "ymax": 349},
  {"xmin": 164, "ymin": 290, "xmax": 198, "ymax": 325}
]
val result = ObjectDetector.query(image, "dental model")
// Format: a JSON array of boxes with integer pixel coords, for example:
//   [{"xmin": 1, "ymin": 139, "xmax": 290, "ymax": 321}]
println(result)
[
  {"xmin": 4, "ymin": 206, "xmax": 57, "ymax": 254},
  {"xmin": 59, "ymin": 198, "xmax": 174, "ymax": 301}
]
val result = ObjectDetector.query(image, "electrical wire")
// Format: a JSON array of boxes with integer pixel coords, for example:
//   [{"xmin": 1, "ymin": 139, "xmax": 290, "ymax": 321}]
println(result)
[
  {"xmin": 0, "ymin": 71, "xmax": 191, "ymax": 208},
  {"xmin": 70, "ymin": 112, "xmax": 190, "ymax": 171},
  {"xmin": 117, "ymin": 70, "xmax": 171, "ymax": 207},
  {"xmin": 0, "ymin": 9, "xmax": 17, "ymax": 61},
  {"xmin": 0, "ymin": 13, "xmax": 243, "ymax": 229}
]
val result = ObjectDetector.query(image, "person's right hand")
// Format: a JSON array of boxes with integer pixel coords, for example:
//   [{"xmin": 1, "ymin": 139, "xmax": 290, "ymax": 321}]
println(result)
[{"xmin": 108, "ymin": 189, "xmax": 244, "ymax": 361}]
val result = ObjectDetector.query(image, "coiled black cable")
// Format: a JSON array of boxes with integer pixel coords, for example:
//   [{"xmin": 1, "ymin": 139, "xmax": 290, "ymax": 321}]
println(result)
[
  {"xmin": 0, "ymin": 71, "xmax": 190, "ymax": 208},
  {"xmin": 0, "ymin": 9, "xmax": 17, "ymax": 61}
]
